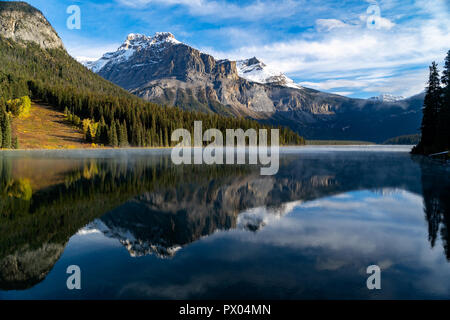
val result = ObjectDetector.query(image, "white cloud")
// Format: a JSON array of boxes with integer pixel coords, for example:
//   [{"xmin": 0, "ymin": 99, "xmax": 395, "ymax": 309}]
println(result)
[
  {"xmin": 299, "ymin": 69, "xmax": 428, "ymax": 97},
  {"xmin": 83, "ymin": 0, "xmax": 449, "ymax": 98},
  {"xmin": 116, "ymin": 0, "xmax": 300, "ymax": 21},
  {"xmin": 67, "ymin": 42, "xmax": 121, "ymax": 61},
  {"xmin": 331, "ymin": 91, "xmax": 354, "ymax": 97},
  {"xmin": 203, "ymin": 0, "xmax": 450, "ymax": 97},
  {"xmin": 316, "ymin": 19, "xmax": 350, "ymax": 32}
]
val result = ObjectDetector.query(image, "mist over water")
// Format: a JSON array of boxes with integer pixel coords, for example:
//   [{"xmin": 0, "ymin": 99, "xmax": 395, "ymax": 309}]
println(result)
[{"xmin": 0, "ymin": 146, "xmax": 449, "ymax": 299}]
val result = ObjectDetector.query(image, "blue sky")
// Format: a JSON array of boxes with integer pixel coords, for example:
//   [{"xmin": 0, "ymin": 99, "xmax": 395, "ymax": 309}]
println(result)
[{"xmin": 15, "ymin": 0, "xmax": 450, "ymax": 98}]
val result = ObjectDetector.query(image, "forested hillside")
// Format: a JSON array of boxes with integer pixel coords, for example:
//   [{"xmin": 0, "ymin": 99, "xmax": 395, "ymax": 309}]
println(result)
[{"xmin": 0, "ymin": 36, "xmax": 303, "ymax": 147}]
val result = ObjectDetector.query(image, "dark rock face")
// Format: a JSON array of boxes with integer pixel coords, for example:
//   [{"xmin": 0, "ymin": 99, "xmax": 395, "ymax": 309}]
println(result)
[
  {"xmin": 0, "ymin": 1, "xmax": 64, "ymax": 49},
  {"xmin": 88, "ymin": 33, "xmax": 424, "ymax": 142},
  {"xmin": 0, "ymin": 243, "xmax": 65, "ymax": 290}
]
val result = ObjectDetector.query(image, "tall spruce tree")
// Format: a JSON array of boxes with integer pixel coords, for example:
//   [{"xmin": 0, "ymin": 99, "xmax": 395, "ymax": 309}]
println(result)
[
  {"xmin": 413, "ymin": 62, "xmax": 442, "ymax": 155},
  {"xmin": 2, "ymin": 114, "xmax": 12, "ymax": 149},
  {"xmin": 13, "ymin": 136, "xmax": 19, "ymax": 149},
  {"xmin": 86, "ymin": 127, "xmax": 94, "ymax": 143},
  {"xmin": 109, "ymin": 120, "xmax": 118, "ymax": 147},
  {"xmin": 119, "ymin": 120, "xmax": 128, "ymax": 147},
  {"xmin": 440, "ymin": 50, "xmax": 450, "ymax": 151}
]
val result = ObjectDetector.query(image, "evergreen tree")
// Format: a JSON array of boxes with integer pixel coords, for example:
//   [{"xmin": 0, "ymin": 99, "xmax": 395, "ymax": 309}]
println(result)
[
  {"xmin": 97, "ymin": 123, "xmax": 108, "ymax": 145},
  {"xmin": 115, "ymin": 119, "xmax": 122, "ymax": 146},
  {"xmin": 2, "ymin": 114, "xmax": 12, "ymax": 149},
  {"xmin": 442, "ymin": 50, "xmax": 450, "ymax": 89},
  {"xmin": 86, "ymin": 127, "xmax": 94, "ymax": 143},
  {"xmin": 109, "ymin": 120, "xmax": 118, "ymax": 147},
  {"xmin": 119, "ymin": 120, "xmax": 128, "ymax": 147},
  {"xmin": 413, "ymin": 62, "xmax": 442, "ymax": 155},
  {"xmin": 440, "ymin": 50, "xmax": 450, "ymax": 150},
  {"xmin": 164, "ymin": 126, "xmax": 169, "ymax": 147},
  {"xmin": 0, "ymin": 109, "xmax": 11, "ymax": 149},
  {"xmin": 13, "ymin": 136, "xmax": 19, "ymax": 149}
]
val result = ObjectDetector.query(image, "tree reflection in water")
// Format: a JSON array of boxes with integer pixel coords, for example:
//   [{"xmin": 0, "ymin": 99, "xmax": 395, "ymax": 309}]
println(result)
[{"xmin": 0, "ymin": 150, "xmax": 448, "ymax": 292}]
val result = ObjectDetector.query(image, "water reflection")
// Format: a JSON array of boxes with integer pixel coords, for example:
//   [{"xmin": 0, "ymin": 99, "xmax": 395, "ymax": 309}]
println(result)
[
  {"xmin": 418, "ymin": 157, "xmax": 450, "ymax": 260},
  {"xmin": 0, "ymin": 148, "xmax": 449, "ymax": 298}
]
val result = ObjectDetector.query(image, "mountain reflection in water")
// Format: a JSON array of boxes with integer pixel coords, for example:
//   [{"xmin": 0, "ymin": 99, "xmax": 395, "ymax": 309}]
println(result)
[{"xmin": 0, "ymin": 147, "xmax": 449, "ymax": 299}]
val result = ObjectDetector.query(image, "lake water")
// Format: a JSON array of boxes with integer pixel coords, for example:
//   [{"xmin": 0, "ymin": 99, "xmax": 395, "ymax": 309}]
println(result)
[{"xmin": 0, "ymin": 146, "xmax": 449, "ymax": 299}]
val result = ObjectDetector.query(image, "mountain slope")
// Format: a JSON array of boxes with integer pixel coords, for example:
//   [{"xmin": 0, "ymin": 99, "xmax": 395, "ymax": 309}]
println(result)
[
  {"xmin": 266, "ymin": 91, "xmax": 424, "ymax": 142},
  {"xmin": 87, "ymin": 32, "xmax": 424, "ymax": 142},
  {"xmin": 0, "ymin": 1, "xmax": 303, "ymax": 147},
  {"xmin": 12, "ymin": 102, "xmax": 91, "ymax": 149}
]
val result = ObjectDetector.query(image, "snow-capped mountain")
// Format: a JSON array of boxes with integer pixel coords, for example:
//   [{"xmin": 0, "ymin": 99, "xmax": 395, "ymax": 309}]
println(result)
[
  {"xmin": 78, "ymin": 199, "xmax": 303, "ymax": 258},
  {"xmin": 79, "ymin": 219, "xmax": 182, "ymax": 258},
  {"xmin": 236, "ymin": 57, "xmax": 302, "ymax": 89},
  {"xmin": 85, "ymin": 32, "xmax": 424, "ymax": 142},
  {"xmin": 237, "ymin": 200, "xmax": 302, "ymax": 231},
  {"xmin": 84, "ymin": 33, "xmax": 302, "ymax": 90},
  {"xmin": 84, "ymin": 32, "xmax": 180, "ymax": 73},
  {"xmin": 369, "ymin": 94, "xmax": 405, "ymax": 103}
]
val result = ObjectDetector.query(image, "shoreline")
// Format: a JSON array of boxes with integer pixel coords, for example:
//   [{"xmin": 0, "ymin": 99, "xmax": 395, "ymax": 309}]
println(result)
[{"xmin": 0, "ymin": 145, "xmax": 416, "ymax": 153}]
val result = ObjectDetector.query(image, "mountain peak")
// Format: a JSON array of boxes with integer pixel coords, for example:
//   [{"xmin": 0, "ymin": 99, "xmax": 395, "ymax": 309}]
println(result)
[
  {"xmin": 236, "ymin": 57, "xmax": 302, "ymax": 89},
  {"xmin": 125, "ymin": 33, "xmax": 146, "ymax": 41},
  {"xmin": 119, "ymin": 32, "xmax": 180, "ymax": 50},
  {"xmin": 154, "ymin": 32, "xmax": 177, "ymax": 41},
  {"xmin": 246, "ymin": 56, "xmax": 264, "ymax": 66},
  {"xmin": 0, "ymin": 1, "xmax": 63, "ymax": 49},
  {"xmin": 369, "ymin": 94, "xmax": 405, "ymax": 103},
  {"xmin": 0, "ymin": 1, "xmax": 39, "ymax": 14},
  {"xmin": 85, "ymin": 32, "xmax": 182, "ymax": 72}
]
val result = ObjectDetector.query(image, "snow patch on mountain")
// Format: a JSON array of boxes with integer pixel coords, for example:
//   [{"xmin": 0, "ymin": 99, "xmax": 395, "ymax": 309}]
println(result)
[
  {"xmin": 237, "ymin": 200, "xmax": 302, "ymax": 232},
  {"xmin": 82, "ymin": 32, "xmax": 303, "ymax": 91},
  {"xmin": 83, "ymin": 32, "xmax": 181, "ymax": 73},
  {"xmin": 368, "ymin": 94, "xmax": 405, "ymax": 103},
  {"xmin": 78, "ymin": 219, "xmax": 182, "ymax": 259},
  {"xmin": 236, "ymin": 57, "xmax": 302, "ymax": 90}
]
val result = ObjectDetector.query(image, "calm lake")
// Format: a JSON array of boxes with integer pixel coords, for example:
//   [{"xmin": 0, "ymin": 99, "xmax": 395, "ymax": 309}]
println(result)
[{"xmin": 0, "ymin": 146, "xmax": 449, "ymax": 299}]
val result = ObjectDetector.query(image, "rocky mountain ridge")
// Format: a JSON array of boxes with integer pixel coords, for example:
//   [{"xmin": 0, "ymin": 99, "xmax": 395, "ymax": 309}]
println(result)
[
  {"xmin": 0, "ymin": 1, "xmax": 63, "ymax": 49},
  {"xmin": 86, "ymin": 32, "xmax": 424, "ymax": 142}
]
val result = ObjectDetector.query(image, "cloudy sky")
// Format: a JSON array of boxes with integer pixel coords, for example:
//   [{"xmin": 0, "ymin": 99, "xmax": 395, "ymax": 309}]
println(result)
[{"xmin": 20, "ymin": 0, "xmax": 450, "ymax": 98}]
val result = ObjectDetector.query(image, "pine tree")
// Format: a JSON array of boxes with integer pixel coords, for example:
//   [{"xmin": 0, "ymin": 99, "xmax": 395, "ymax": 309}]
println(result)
[
  {"xmin": 109, "ymin": 120, "xmax": 118, "ymax": 147},
  {"xmin": 164, "ymin": 126, "xmax": 169, "ymax": 147},
  {"xmin": 13, "ymin": 136, "xmax": 19, "ymax": 149},
  {"xmin": 413, "ymin": 62, "xmax": 442, "ymax": 155},
  {"xmin": 440, "ymin": 50, "xmax": 450, "ymax": 151},
  {"xmin": 86, "ymin": 127, "xmax": 94, "ymax": 143},
  {"xmin": 119, "ymin": 120, "xmax": 128, "ymax": 147},
  {"xmin": 97, "ymin": 123, "xmax": 108, "ymax": 145},
  {"xmin": 2, "ymin": 114, "xmax": 12, "ymax": 149},
  {"xmin": 115, "ymin": 119, "xmax": 121, "ymax": 147},
  {"xmin": 442, "ymin": 50, "xmax": 450, "ymax": 89},
  {"xmin": 0, "ymin": 109, "xmax": 11, "ymax": 149}
]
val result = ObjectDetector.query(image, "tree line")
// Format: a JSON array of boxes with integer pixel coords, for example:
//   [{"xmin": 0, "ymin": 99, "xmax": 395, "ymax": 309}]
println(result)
[
  {"xmin": 0, "ymin": 36, "xmax": 304, "ymax": 148},
  {"xmin": 412, "ymin": 50, "xmax": 450, "ymax": 155}
]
